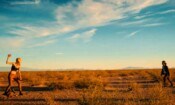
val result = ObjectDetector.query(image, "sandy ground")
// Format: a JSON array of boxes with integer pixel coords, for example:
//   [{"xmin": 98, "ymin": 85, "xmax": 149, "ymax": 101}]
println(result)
[{"xmin": 0, "ymin": 74, "xmax": 174, "ymax": 105}]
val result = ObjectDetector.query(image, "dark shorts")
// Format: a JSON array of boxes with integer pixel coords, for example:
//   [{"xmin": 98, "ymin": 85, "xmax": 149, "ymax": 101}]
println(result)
[{"xmin": 8, "ymin": 71, "xmax": 20, "ymax": 81}]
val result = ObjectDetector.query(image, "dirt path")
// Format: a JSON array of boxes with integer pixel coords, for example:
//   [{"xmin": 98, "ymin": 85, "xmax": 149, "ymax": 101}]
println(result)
[
  {"xmin": 105, "ymin": 75, "xmax": 160, "ymax": 90},
  {"xmin": 105, "ymin": 75, "xmax": 175, "ymax": 90}
]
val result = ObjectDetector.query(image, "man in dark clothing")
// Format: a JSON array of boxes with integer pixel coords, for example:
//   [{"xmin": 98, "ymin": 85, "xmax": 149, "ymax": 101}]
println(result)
[{"xmin": 161, "ymin": 61, "xmax": 173, "ymax": 87}]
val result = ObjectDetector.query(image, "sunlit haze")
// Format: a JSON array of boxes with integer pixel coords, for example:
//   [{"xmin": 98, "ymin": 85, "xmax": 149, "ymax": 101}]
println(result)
[{"xmin": 0, "ymin": 0, "xmax": 175, "ymax": 70}]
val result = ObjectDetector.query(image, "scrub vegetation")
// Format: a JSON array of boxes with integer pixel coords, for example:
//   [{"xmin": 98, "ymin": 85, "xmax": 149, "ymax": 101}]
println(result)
[{"xmin": 0, "ymin": 69, "xmax": 174, "ymax": 105}]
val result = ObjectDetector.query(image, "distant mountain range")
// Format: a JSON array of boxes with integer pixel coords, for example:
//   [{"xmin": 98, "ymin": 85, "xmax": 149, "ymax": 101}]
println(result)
[
  {"xmin": 121, "ymin": 67, "xmax": 175, "ymax": 70},
  {"xmin": 121, "ymin": 66, "xmax": 148, "ymax": 70},
  {"xmin": 1, "ymin": 66, "xmax": 173, "ymax": 71},
  {"xmin": 0, "ymin": 67, "xmax": 34, "ymax": 71}
]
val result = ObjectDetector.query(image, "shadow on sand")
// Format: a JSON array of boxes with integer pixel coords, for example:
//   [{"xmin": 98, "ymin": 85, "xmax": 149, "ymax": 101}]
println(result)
[{"xmin": 0, "ymin": 86, "xmax": 52, "ymax": 92}]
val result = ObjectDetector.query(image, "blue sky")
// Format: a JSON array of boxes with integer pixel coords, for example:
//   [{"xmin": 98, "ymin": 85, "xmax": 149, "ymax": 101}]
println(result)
[{"xmin": 0, "ymin": 0, "xmax": 175, "ymax": 70}]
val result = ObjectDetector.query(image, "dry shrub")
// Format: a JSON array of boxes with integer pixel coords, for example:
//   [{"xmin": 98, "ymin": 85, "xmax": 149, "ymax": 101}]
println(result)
[
  {"xmin": 78, "ymin": 84, "xmax": 120, "ymax": 105},
  {"xmin": 21, "ymin": 71, "xmax": 46, "ymax": 85},
  {"xmin": 78, "ymin": 77, "xmax": 116, "ymax": 105},
  {"xmin": 29, "ymin": 77, "xmax": 45, "ymax": 86},
  {"xmin": 78, "ymin": 85, "xmax": 104, "ymax": 105},
  {"xmin": 74, "ymin": 79, "xmax": 93, "ymax": 89},
  {"xmin": 126, "ymin": 83, "xmax": 172, "ymax": 105},
  {"xmin": 44, "ymin": 92, "xmax": 55, "ymax": 105},
  {"xmin": 0, "ymin": 72, "xmax": 8, "ymax": 81},
  {"xmin": 129, "ymin": 82, "xmax": 140, "ymax": 92},
  {"xmin": 129, "ymin": 72, "xmax": 135, "ymax": 76},
  {"xmin": 73, "ymin": 77, "xmax": 104, "ymax": 89},
  {"xmin": 118, "ymin": 73, "xmax": 128, "ymax": 77},
  {"xmin": 47, "ymin": 82, "xmax": 73, "ymax": 90},
  {"xmin": 78, "ymin": 82, "xmax": 173, "ymax": 105},
  {"xmin": 74, "ymin": 81, "xmax": 88, "ymax": 89},
  {"xmin": 146, "ymin": 71, "xmax": 161, "ymax": 81}
]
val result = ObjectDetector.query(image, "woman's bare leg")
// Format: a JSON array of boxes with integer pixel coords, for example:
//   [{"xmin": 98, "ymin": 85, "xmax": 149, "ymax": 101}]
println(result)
[
  {"xmin": 16, "ymin": 79, "xmax": 23, "ymax": 95},
  {"xmin": 4, "ymin": 74, "xmax": 12, "ymax": 94}
]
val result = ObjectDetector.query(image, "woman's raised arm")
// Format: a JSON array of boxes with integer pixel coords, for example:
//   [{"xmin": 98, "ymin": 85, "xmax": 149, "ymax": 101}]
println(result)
[{"xmin": 6, "ymin": 54, "xmax": 14, "ymax": 65}]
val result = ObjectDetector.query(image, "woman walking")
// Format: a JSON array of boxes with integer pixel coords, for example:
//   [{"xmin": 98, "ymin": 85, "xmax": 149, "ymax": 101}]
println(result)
[
  {"xmin": 3, "ymin": 54, "xmax": 23, "ymax": 96},
  {"xmin": 161, "ymin": 61, "xmax": 173, "ymax": 87}
]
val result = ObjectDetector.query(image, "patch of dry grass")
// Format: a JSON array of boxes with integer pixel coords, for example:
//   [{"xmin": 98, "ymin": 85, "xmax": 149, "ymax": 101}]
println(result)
[{"xmin": 0, "ymin": 69, "xmax": 174, "ymax": 105}]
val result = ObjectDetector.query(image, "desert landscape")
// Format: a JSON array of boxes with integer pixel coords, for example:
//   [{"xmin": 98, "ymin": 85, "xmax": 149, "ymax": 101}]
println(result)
[
  {"xmin": 0, "ymin": 69, "xmax": 174, "ymax": 105},
  {"xmin": 1, "ymin": 0, "xmax": 175, "ymax": 105}
]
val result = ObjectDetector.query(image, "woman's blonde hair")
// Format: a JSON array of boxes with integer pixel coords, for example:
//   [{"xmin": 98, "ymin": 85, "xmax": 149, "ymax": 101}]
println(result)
[{"xmin": 16, "ymin": 58, "xmax": 22, "ymax": 63}]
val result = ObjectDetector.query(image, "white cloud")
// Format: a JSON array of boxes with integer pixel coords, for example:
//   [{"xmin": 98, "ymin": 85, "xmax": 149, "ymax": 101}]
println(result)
[
  {"xmin": 68, "ymin": 29, "xmax": 97, "ymax": 43},
  {"xmin": 127, "ymin": 30, "xmax": 140, "ymax": 38},
  {"xmin": 142, "ymin": 23, "xmax": 165, "ymax": 27},
  {"xmin": 121, "ymin": 19, "xmax": 150, "ymax": 26},
  {"xmin": 55, "ymin": 0, "xmax": 168, "ymax": 30},
  {"xmin": 134, "ymin": 9, "xmax": 175, "ymax": 19},
  {"xmin": 8, "ymin": 24, "xmax": 56, "ymax": 38},
  {"xmin": 56, "ymin": 53, "xmax": 64, "ymax": 55},
  {"xmin": 68, "ymin": 34, "xmax": 81, "ymax": 42},
  {"xmin": 129, "ymin": 0, "xmax": 168, "ymax": 12},
  {"xmin": 134, "ymin": 13, "xmax": 155, "ymax": 19},
  {"xmin": 121, "ymin": 17, "xmax": 165, "ymax": 27},
  {"xmin": 10, "ymin": 0, "xmax": 40, "ymax": 5},
  {"xmin": 8, "ymin": 0, "xmax": 168, "ymax": 38},
  {"xmin": 158, "ymin": 9, "xmax": 175, "ymax": 14},
  {"xmin": 8, "ymin": 23, "xmax": 76, "ymax": 38},
  {"xmin": 0, "ymin": 38, "xmax": 25, "ymax": 48},
  {"xmin": 135, "ymin": 15, "xmax": 147, "ymax": 19},
  {"xmin": 2, "ymin": 0, "xmax": 168, "ymax": 49},
  {"xmin": 135, "ymin": 9, "xmax": 175, "ymax": 20},
  {"xmin": 82, "ymin": 29, "xmax": 97, "ymax": 42},
  {"xmin": 28, "ymin": 40, "xmax": 56, "ymax": 48},
  {"xmin": 55, "ymin": 0, "xmax": 124, "ymax": 28}
]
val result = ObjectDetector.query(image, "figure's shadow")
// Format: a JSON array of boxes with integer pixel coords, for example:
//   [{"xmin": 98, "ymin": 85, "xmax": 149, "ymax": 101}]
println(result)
[{"xmin": 0, "ymin": 86, "xmax": 53, "ymax": 91}]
